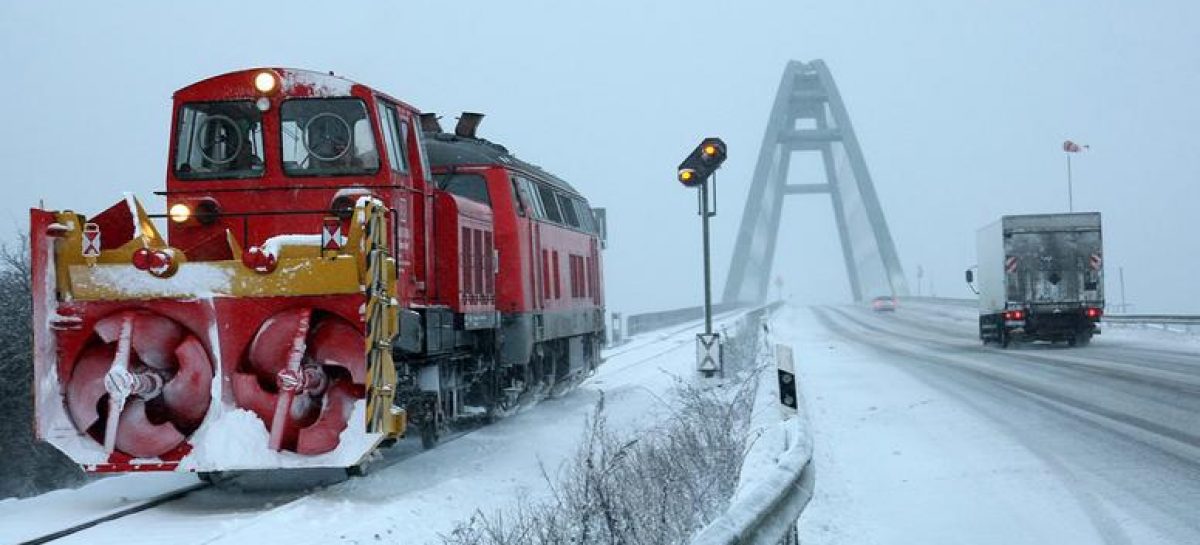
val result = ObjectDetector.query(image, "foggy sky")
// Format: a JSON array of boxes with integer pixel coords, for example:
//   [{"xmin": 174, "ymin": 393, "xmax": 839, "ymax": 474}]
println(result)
[{"xmin": 2, "ymin": 1, "xmax": 1197, "ymax": 315}]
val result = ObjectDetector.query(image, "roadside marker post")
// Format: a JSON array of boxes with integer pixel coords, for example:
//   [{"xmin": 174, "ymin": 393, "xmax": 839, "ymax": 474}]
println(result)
[{"xmin": 776, "ymin": 344, "xmax": 798, "ymax": 416}]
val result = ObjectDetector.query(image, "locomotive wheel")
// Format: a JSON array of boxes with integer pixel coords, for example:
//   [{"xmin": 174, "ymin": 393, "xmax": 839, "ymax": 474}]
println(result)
[{"xmin": 419, "ymin": 421, "xmax": 440, "ymax": 450}]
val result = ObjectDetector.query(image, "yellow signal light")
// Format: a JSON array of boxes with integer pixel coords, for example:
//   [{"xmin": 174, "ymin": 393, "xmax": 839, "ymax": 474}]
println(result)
[
  {"xmin": 679, "ymin": 169, "xmax": 696, "ymax": 183},
  {"xmin": 703, "ymin": 144, "xmax": 718, "ymax": 156}
]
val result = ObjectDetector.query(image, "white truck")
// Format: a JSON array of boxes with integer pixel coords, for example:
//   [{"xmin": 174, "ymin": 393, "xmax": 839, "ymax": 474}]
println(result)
[{"xmin": 966, "ymin": 213, "xmax": 1104, "ymax": 347}]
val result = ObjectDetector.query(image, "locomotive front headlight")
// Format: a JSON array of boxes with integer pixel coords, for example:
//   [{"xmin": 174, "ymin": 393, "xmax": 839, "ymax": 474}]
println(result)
[
  {"xmin": 253, "ymin": 71, "xmax": 278, "ymax": 94},
  {"xmin": 254, "ymin": 71, "xmax": 278, "ymax": 94},
  {"xmin": 169, "ymin": 203, "xmax": 192, "ymax": 224}
]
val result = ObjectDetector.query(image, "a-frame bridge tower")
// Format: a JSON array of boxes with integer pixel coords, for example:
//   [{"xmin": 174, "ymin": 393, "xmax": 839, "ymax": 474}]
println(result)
[{"xmin": 723, "ymin": 60, "xmax": 909, "ymax": 304}]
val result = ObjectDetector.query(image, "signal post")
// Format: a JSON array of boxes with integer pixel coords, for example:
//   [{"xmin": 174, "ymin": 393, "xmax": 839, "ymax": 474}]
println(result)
[{"xmin": 678, "ymin": 138, "xmax": 727, "ymax": 377}]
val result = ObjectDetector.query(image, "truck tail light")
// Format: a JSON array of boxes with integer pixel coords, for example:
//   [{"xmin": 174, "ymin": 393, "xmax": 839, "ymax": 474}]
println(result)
[
  {"xmin": 1005, "ymin": 310, "xmax": 1025, "ymax": 321},
  {"xmin": 1086, "ymin": 307, "xmax": 1102, "ymax": 319}
]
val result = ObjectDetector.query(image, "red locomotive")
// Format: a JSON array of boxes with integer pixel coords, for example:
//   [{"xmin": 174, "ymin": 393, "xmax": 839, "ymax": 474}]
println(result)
[{"xmin": 29, "ymin": 68, "xmax": 606, "ymax": 473}]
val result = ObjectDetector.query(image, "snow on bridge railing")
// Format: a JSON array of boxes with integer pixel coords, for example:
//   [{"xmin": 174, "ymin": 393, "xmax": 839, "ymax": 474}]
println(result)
[
  {"xmin": 690, "ymin": 337, "xmax": 815, "ymax": 545},
  {"xmin": 1102, "ymin": 314, "xmax": 1200, "ymax": 326},
  {"xmin": 625, "ymin": 302, "xmax": 742, "ymax": 336},
  {"xmin": 903, "ymin": 296, "xmax": 1200, "ymax": 329},
  {"xmin": 897, "ymin": 295, "xmax": 976, "ymax": 307}
]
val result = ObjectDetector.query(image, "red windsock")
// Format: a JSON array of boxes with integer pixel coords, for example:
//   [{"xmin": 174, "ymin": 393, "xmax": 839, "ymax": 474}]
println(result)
[{"xmin": 1063, "ymin": 140, "xmax": 1089, "ymax": 153}]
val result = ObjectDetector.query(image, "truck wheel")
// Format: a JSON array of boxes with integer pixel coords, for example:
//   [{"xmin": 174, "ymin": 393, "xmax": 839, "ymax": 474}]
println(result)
[
  {"xmin": 1074, "ymin": 332, "xmax": 1092, "ymax": 347},
  {"xmin": 1000, "ymin": 330, "xmax": 1011, "ymax": 349}
]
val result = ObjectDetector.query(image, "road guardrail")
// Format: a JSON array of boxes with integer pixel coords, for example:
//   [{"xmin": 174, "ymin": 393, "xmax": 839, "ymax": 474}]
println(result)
[
  {"xmin": 690, "ymin": 338, "xmax": 814, "ymax": 545},
  {"xmin": 903, "ymin": 296, "xmax": 1200, "ymax": 331}
]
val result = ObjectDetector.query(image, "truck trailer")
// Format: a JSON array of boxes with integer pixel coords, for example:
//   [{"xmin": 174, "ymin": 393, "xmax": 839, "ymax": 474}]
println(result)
[{"xmin": 966, "ymin": 213, "xmax": 1104, "ymax": 347}]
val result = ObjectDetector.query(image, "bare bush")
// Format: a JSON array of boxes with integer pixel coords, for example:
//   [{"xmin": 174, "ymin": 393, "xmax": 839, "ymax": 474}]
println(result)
[
  {"xmin": 0, "ymin": 235, "xmax": 85, "ymax": 499},
  {"xmin": 442, "ymin": 317, "xmax": 768, "ymax": 545}
]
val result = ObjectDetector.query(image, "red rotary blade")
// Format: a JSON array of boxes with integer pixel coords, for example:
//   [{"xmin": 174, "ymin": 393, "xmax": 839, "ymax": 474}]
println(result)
[
  {"xmin": 161, "ymin": 336, "xmax": 214, "ymax": 429},
  {"xmin": 65, "ymin": 343, "xmax": 116, "ymax": 433},
  {"xmin": 296, "ymin": 380, "xmax": 356, "ymax": 455},
  {"xmin": 308, "ymin": 318, "xmax": 366, "ymax": 383},
  {"xmin": 114, "ymin": 398, "xmax": 186, "ymax": 459},
  {"xmin": 65, "ymin": 310, "xmax": 213, "ymax": 459}
]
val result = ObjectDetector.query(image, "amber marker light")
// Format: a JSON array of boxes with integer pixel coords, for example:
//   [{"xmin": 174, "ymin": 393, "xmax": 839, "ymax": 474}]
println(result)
[
  {"xmin": 254, "ymin": 71, "xmax": 278, "ymax": 94},
  {"xmin": 169, "ymin": 203, "xmax": 192, "ymax": 223}
]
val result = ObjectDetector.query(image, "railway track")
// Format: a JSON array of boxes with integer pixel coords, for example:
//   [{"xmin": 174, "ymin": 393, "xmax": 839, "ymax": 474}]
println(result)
[{"xmin": 17, "ymin": 482, "xmax": 211, "ymax": 545}]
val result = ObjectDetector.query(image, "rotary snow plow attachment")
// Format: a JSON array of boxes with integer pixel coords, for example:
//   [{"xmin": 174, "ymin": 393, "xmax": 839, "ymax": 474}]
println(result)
[{"xmin": 31, "ymin": 196, "xmax": 406, "ymax": 472}]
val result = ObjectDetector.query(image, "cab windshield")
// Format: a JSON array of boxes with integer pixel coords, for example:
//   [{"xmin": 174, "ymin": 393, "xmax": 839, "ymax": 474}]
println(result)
[
  {"xmin": 281, "ymin": 98, "xmax": 379, "ymax": 177},
  {"xmin": 174, "ymin": 101, "xmax": 265, "ymax": 180}
]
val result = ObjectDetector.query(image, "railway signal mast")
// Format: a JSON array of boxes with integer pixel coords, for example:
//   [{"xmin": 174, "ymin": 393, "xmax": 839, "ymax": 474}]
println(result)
[{"xmin": 678, "ymin": 137, "xmax": 727, "ymax": 376}]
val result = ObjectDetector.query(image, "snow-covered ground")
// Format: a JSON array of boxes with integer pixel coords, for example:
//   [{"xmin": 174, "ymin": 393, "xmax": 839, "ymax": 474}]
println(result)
[
  {"xmin": 0, "ymin": 312, "xmax": 747, "ymax": 545},
  {"xmin": 8, "ymin": 301, "xmax": 1196, "ymax": 545},
  {"xmin": 780, "ymin": 302, "xmax": 1200, "ymax": 545},
  {"xmin": 0, "ymin": 473, "xmax": 199, "ymax": 544}
]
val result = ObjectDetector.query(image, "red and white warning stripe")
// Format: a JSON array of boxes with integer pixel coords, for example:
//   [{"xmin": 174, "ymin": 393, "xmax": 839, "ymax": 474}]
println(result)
[
  {"xmin": 1089, "ymin": 253, "xmax": 1102, "ymax": 271},
  {"xmin": 321, "ymin": 217, "xmax": 345, "ymax": 251},
  {"xmin": 82, "ymin": 223, "xmax": 101, "ymax": 257},
  {"xmin": 1005, "ymin": 256, "xmax": 1019, "ymax": 274}
]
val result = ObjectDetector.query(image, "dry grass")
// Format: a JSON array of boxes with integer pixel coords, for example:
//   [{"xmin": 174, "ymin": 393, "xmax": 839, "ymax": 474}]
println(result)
[{"xmin": 441, "ymin": 313, "xmax": 768, "ymax": 545}]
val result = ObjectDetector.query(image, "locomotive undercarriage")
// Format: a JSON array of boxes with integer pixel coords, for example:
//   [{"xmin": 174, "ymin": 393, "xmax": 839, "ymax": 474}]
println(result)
[{"xmin": 396, "ymin": 329, "xmax": 603, "ymax": 449}]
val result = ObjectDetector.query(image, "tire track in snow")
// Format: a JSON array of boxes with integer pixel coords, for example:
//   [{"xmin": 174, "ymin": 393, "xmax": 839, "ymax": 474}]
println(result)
[{"xmin": 816, "ymin": 306, "xmax": 1200, "ymax": 542}]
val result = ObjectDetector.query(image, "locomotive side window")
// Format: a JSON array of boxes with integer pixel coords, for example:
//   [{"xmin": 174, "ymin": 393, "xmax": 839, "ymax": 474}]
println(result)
[
  {"xmin": 517, "ymin": 177, "xmax": 547, "ymax": 218},
  {"xmin": 435, "ymin": 173, "xmax": 491, "ymax": 205},
  {"xmin": 281, "ymin": 98, "xmax": 379, "ymax": 177},
  {"xmin": 411, "ymin": 120, "xmax": 433, "ymax": 180},
  {"xmin": 556, "ymin": 194, "xmax": 580, "ymax": 228},
  {"xmin": 174, "ymin": 101, "xmax": 265, "ymax": 179},
  {"xmin": 509, "ymin": 178, "xmax": 528, "ymax": 216},
  {"xmin": 536, "ymin": 184, "xmax": 563, "ymax": 223},
  {"xmin": 572, "ymin": 199, "xmax": 596, "ymax": 233},
  {"xmin": 376, "ymin": 102, "xmax": 409, "ymax": 173}
]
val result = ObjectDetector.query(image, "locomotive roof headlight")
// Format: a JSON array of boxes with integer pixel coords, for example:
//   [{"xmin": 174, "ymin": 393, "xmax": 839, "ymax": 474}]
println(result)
[
  {"xmin": 255, "ymin": 97, "xmax": 271, "ymax": 112},
  {"xmin": 169, "ymin": 203, "xmax": 192, "ymax": 224},
  {"xmin": 254, "ymin": 71, "xmax": 279, "ymax": 94}
]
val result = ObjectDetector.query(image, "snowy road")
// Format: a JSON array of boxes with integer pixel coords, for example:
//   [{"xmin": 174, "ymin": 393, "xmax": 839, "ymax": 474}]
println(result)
[
  {"xmin": 2, "ymin": 312, "xmax": 743, "ymax": 545},
  {"xmin": 781, "ymin": 302, "xmax": 1200, "ymax": 545}
]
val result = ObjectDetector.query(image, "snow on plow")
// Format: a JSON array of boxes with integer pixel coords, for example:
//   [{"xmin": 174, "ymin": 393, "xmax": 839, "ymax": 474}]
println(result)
[{"xmin": 31, "ymin": 195, "xmax": 405, "ymax": 473}]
